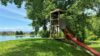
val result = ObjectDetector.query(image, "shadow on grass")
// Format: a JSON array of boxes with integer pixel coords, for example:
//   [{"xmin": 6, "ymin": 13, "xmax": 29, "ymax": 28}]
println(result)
[{"xmin": 1, "ymin": 39, "xmax": 90, "ymax": 56}]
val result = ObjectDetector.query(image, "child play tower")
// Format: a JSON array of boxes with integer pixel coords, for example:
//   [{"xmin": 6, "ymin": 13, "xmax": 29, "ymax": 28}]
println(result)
[
  {"xmin": 50, "ymin": 9, "xmax": 64, "ymax": 38},
  {"xmin": 50, "ymin": 9, "xmax": 100, "ymax": 56}
]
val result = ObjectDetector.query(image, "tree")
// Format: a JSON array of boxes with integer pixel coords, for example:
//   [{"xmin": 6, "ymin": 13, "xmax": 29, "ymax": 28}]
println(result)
[
  {"xmin": 15, "ymin": 31, "xmax": 19, "ymax": 35},
  {"xmin": 0, "ymin": 0, "xmax": 100, "ymax": 42},
  {"xmin": 19, "ymin": 31, "xmax": 24, "ymax": 35},
  {"xmin": 16, "ymin": 31, "xmax": 24, "ymax": 35}
]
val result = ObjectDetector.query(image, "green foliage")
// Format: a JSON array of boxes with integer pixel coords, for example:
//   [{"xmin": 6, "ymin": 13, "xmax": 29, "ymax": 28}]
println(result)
[
  {"xmin": 0, "ymin": 0, "xmax": 9, "ymax": 6},
  {"xmin": 88, "ymin": 38, "xmax": 100, "ymax": 52},
  {"xmin": 85, "ymin": 30, "xmax": 98, "ymax": 42},
  {"xmin": 90, "ymin": 17, "xmax": 100, "ymax": 37},
  {"xmin": 39, "ymin": 30, "xmax": 50, "ymax": 38},
  {"xmin": 30, "ymin": 32, "xmax": 34, "ymax": 35},
  {"xmin": 60, "ymin": 0, "xmax": 100, "ymax": 42},
  {"xmin": 16, "ymin": 31, "xmax": 24, "ymax": 35},
  {"xmin": 25, "ymin": 0, "xmax": 44, "ymax": 19},
  {"xmin": 0, "ymin": 0, "xmax": 100, "ymax": 41},
  {"xmin": 0, "ymin": 0, "xmax": 24, "ymax": 8}
]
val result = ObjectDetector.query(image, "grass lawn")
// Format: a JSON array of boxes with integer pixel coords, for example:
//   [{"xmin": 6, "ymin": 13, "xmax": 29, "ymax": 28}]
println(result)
[
  {"xmin": 88, "ymin": 39, "xmax": 100, "ymax": 52},
  {"xmin": 0, "ymin": 38, "xmax": 90, "ymax": 56}
]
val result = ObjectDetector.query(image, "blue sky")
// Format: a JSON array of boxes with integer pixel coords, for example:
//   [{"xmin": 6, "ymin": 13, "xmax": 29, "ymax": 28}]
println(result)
[
  {"xmin": 0, "ymin": 2, "xmax": 98, "ymax": 32},
  {"xmin": 0, "ymin": 3, "xmax": 33, "ymax": 32}
]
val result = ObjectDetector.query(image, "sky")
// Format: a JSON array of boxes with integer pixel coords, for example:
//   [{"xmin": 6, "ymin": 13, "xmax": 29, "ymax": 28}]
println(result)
[
  {"xmin": 0, "ymin": 2, "xmax": 98, "ymax": 32},
  {"xmin": 0, "ymin": 2, "xmax": 33, "ymax": 32}
]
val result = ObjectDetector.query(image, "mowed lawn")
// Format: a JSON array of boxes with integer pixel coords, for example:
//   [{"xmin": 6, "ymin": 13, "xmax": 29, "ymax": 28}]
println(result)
[{"xmin": 0, "ymin": 38, "xmax": 90, "ymax": 56}]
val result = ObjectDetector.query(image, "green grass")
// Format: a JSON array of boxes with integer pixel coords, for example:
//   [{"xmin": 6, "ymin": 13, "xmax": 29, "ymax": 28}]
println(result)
[
  {"xmin": 0, "ymin": 38, "xmax": 90, "ymax": 56},
  {"xmin": 88, "ymin": 39, "xmax": 100, "ymax": 52}
]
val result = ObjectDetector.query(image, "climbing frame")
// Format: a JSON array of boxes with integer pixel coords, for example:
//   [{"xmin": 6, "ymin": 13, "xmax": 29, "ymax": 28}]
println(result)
[{"xmin": 50, "ymin": 9, "xmax": 64, "ymax": 38}]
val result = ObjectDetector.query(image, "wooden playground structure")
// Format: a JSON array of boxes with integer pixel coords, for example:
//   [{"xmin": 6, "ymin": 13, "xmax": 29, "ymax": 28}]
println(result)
[
  {"xmin": 50, "ymin": 9, "xmax": 64, "ymax": 38},
  {"xmin": 50, "ymin": 9, "xmax": 100, "ymax": 56}
]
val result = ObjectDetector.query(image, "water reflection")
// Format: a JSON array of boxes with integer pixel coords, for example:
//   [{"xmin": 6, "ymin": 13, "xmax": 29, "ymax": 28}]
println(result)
[
  {"xmin": 16, "ymin": 35, "xmax": 24, "ymax": 38},
  {"xmin": 30, "ymin": 35, "xmax": 34, "ymax": 37},
  {"xmin": 0, "ymin": 35, "xmax": 34, "ymax": 42}
]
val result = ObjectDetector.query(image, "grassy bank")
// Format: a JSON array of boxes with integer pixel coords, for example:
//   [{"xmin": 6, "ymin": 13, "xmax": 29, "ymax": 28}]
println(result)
[
  {"xmin": 0, "ymin": 38, "xmax": 90, "ymax": 56},
  {"xmin": 88, "ymin": 39, "xmax": 100, "ymax": 52}
]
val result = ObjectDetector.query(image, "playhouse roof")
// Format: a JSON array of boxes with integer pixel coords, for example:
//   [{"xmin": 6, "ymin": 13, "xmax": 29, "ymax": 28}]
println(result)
[{"xmin": 50, "ymin": 9, "xmax": 65, "ymax": 14}]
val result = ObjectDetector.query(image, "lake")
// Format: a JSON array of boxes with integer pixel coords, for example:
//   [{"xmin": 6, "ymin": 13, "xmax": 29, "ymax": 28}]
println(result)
[{"xmin": 0, "ymin": 35, "xmax": 35, "ymax": 42}]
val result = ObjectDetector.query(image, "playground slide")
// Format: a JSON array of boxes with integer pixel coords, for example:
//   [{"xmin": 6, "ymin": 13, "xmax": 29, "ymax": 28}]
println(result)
[{"xmin": 63, "ymin": 29, "xmax": 100, "ymax": 56}]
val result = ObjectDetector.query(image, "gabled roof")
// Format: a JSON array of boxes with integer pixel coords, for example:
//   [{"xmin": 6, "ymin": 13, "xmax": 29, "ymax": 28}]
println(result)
[{"xmin": 50, "ymin": 9, "xmax": 65, "ymax": 14}]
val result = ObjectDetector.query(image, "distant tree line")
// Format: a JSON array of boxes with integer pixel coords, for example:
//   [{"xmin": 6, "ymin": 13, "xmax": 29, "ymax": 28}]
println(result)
[
  {"xmin": 15, "ymin": 31, "xmax": 24, "ymax": 35},
  {"xmin": 0, "ymin": 0, "xmax": 100, "ymax": 42}
]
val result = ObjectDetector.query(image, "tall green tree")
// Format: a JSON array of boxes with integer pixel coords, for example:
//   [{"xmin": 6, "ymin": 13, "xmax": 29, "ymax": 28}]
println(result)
[{"xmin": 0, "ymin": 0, "xmax": 100, "ymax": 41}]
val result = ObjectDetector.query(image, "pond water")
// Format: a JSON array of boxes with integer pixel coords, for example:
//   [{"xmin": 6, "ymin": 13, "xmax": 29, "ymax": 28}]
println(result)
[{"xmin": 0, "ymin": 35, "xmax": 35, "ymax": 42}]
